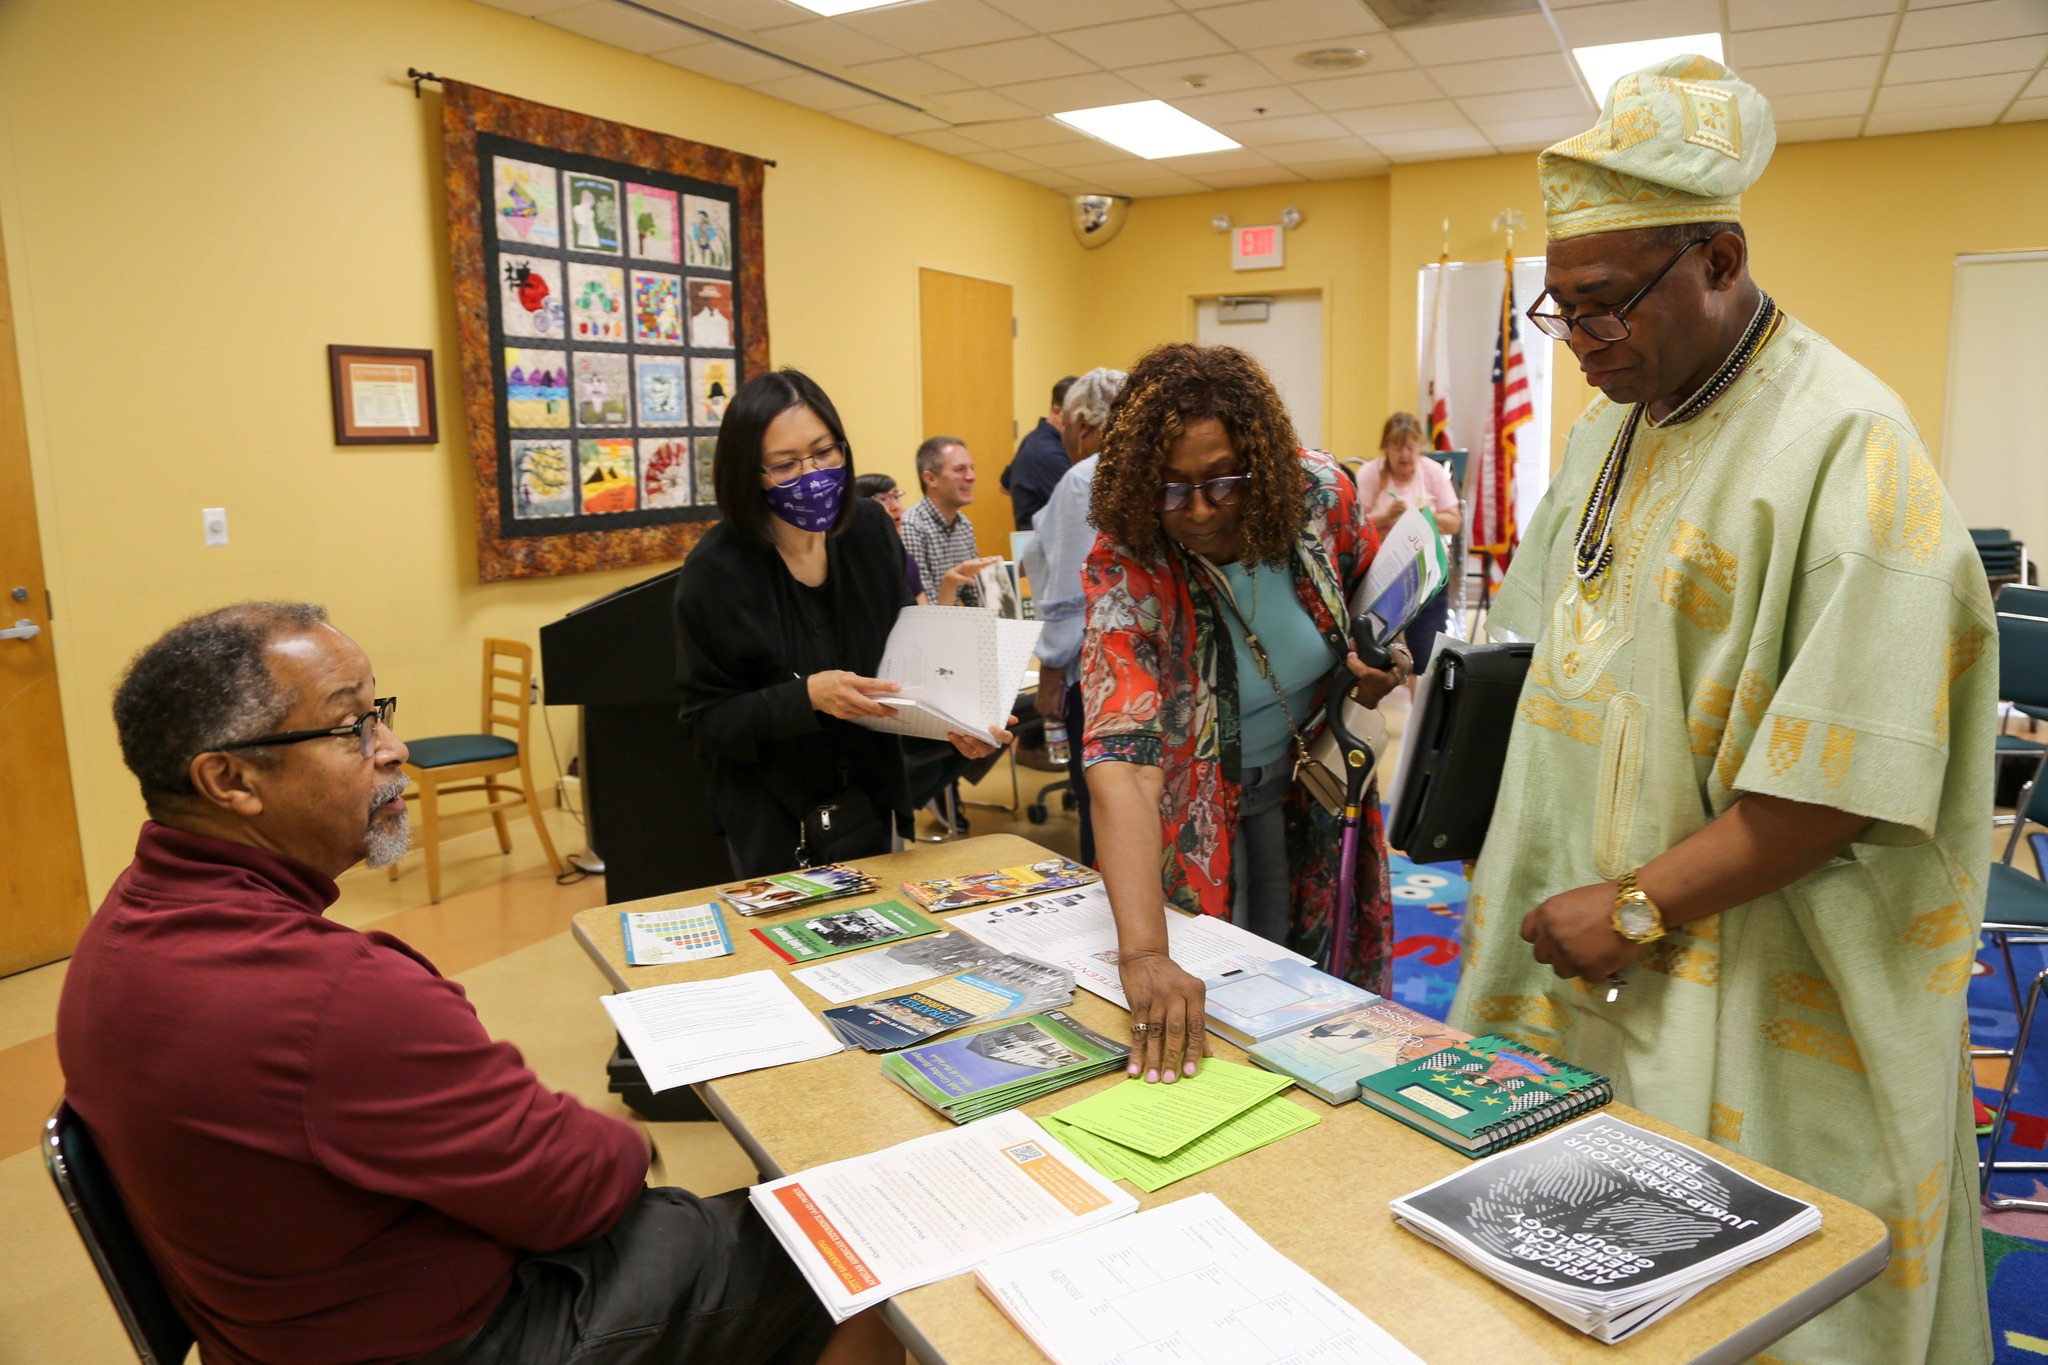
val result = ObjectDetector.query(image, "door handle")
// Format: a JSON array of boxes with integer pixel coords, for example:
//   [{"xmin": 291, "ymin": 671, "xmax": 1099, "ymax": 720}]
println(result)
[{"xmin": 0, "ymin": 619, "xmax": 41, "ymax": 641}]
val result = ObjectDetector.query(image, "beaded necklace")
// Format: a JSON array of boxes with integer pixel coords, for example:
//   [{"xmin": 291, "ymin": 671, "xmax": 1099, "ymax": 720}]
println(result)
[{"xmin": 1570, "ymin": 293, "xmax": 1780, "ymax": 601}]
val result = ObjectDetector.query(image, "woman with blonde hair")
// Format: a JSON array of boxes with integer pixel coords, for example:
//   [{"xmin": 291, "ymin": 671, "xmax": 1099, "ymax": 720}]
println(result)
[{"xmin": 1357, "ymin": 411, "xmax": 1461, "ymax": 669}]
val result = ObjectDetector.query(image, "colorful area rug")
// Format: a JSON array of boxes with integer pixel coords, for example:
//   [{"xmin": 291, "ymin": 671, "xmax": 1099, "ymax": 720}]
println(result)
[{"xmin": 1385, "ymin": 850, "xmax": 2048, "ymax": 1362}]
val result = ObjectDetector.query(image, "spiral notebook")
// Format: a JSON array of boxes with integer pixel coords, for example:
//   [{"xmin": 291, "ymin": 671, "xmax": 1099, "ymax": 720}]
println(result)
[
  {"xmin": 1357, "ymin": 1033, "xmax": 1612, "ymax": 1157},
  {"xmin": 853, "ymin": 605, "xmax": 1040, "ymax": 745}
]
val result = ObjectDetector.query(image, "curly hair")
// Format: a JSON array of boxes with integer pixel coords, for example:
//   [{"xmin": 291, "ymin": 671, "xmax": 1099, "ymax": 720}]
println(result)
[{"xmin": 1088, "ymin": 343, "xmax": 1304, "ymax": 566}]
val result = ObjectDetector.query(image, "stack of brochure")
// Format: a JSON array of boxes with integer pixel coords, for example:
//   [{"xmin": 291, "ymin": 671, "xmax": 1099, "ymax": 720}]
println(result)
[
  {"xmin": 1245, "ymin": 998, "xmax": 1471, "ymax": 1103},
  {"xmin": 1391, "ymin": 1115, "xmax": 1822, "ymax": 1342},
  {"xmin": 821, "ymin": 955, "xmax": 1073, "ymax": 1051},
  {"xmin": 749, "ymin": 901, "xmax": 940, "ymax": 964},
  {"xmin": 1354, "ymin": 506, "xmax": 1449, "ymax": 648},
  {"xmin": 1200, "ymin": 956, "xmax": 1379, "ymax": 1048},
  {"xmin": 718, "ymin": 864, "xmax": 877, "ymax": 915},
  {"xmin": 1040, "ymin": 1058, "xmax": 1318, "ymax": 1194},
  {"xmin": 751, "ymin": 1110, "xmax": 1137, "ymax": 1322},
  {"xmin": 881, "ymin": 1010, "xmax": 1130, "ymax": 1123},
  {"xmin": 901, "ymin": 857, "xmax": 1100, "ymax": 911}
]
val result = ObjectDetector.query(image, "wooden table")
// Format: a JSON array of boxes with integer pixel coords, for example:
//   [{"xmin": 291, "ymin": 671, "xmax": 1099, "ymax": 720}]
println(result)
[{"xmin": 572, "ymin": 834, "xmax": 1890, "ymax": 1365}]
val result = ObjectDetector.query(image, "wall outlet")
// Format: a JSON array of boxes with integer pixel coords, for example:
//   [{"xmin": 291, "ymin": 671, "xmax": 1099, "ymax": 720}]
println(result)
[{"xmin": 202, "ymin": 508, "xmax": 229, "ymax": 547}]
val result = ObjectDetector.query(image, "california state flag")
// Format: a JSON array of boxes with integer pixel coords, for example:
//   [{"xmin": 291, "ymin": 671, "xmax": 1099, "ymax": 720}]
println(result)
[{"xmin": 1422, "ymin": 256, "xmax": 1453, "ymax": 450}]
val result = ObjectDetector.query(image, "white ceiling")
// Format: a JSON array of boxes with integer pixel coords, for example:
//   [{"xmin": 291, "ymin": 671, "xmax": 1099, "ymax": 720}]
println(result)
[{"xmin": 472, "ymin": 0, "xmax": 2048, "ymax": 197}]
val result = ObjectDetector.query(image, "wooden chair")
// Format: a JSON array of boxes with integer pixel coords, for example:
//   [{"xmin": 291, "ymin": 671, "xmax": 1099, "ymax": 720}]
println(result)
[{"xmin": 391, "ymin": 638, "xmax": 564, "ymax": 903}]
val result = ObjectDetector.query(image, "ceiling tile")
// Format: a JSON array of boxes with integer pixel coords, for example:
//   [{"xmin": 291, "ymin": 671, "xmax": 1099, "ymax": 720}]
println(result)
[
  {"xmin": 748, "ymin": 71, "xmax": 884, "ymax": 111},
  {"xmin": 1774, "ymin": 115, "xmax": 1868, "ymax": 141},
  {"xmin": 1742, "ymin": 55, "xmax": 1884, "ymax": 96},
  {"xmin": 1884, "ymin": 35, "xmax": 2048, "ymax": 82},
  {"xmin": 649, "ymin": 0, "xmax": 814, "ymax": 29},
  {"xmin": 1455, "ymin": 87, "xmax": 1594, "ymax": 125},
  {"xmin": 753, "ymin": 18, "xmax": 904, "ymax": 65},
  {"xmin": 1298, "ymin": 157, "xmax": 1391, "ymax": 180},
  {"xmin": 1243, "ymin": 33, "xmax": 1415, "ymax": 84},
  {"xmin": 924, "ymin": 36, "xmax": 1098, "ymax": 85},
  {"xmin": 1391, "ymin": 13, "xmax": 1560, "ymax": 66},
  {"xmin": 842, "ymin": 55, "xmax": 973, "ymax": 96},
  {"xmin": 1087, "ymin": 170, "xmax": 1211, "ymax": 197},
  {"xmin": 1213, "ymin": 111, "xmax": 1353, "ymax": 144},
  {"xmin": 1865, "ymin": 99, "xmax": 2013, "ymax": 133},
  {"xmin": 1259, "ymin": 134, "xmax": 1384, "ymax": 161},
  {"xmin": 1550, "ymin": 0, "xmax": 1724, "ymax": 47},
  {"xmin": 1725, "ymin": 15, "xmax": 1897, "ymax": 67},
  {"xmin": 1298, "ymin": 68, "xmax": 1444, "ymax": 111},
  {"xmin": 1011, "ymin": 165, "xmax": 1088, "ymax": 192},
  {"xmin": 1480, "ymin": 113, "xmax": 1596, "ymax": 149},
  {"xmin": 1386, "ymin": 142, "xmax": 1494, "ymax": 164},
  {"xmin": 1163, "ymin": 146, "xmax": 1285, "ymax": 173},
  {"xmin": 1727, "ymin": 0, "xmax": 1895, "ymax": 27},
  {"xmin": 1170, "ymin": 84, "xmax": 1319, "ymax": 122},
  {"xmin": 1431, "ymin": 52, "xmax": 1581, "ymax": 98},
  {"xmin": 1190, "ymin": 165, "xmax": 1308, "ymax": 187},
  {"xmin": 1907, "ymin": 0, "xmax": 1993, "ymax": 7},
  {"xmin": 837, "ymin": 0, "xmax": 1031, "ymax": 54},
  {"xmin": 1768, "ymin": 87, "xmax": 1874, "ymax": 120},
  {"xmin": 1016, "ymin": 142, "xmax": 1146, "ymax": 172},
  {"xmin": 992, "ymin": 70, "xmax": 1152, "ymax": 114},
  {"xmin": 468, "ymin": 0, "xmax": 585, "ymax": 16},
  {"xmin": 1332, "ymin": 100, "xmax": 1467, "ymax": 135},
  {"xmin": 2030, "ymin": 69, "xmax": 2048, "ymax": 97},
  {"xmin": 1053, "ymin": 13, "xmax": 1234, "ymax": 67},
  {"xmin": 923, "ymin": 87, "xmax": 1037, "ymax": 121},
  {"xmin": 832, "ymin": 102, "xmax": 948, "ymax": 135},
  {"xmin": 1115, "ymin": 53, "xmax": 1290, "ymax": 100},
  {"xmin": 1193, "ymin": 0, "xmax": 1387, "ymax": 49},
  {"xmin": 958, "ymin": 147, "xmax": 1046, "ymax": 173},
  {"xmin": 898, "ymin": 127, "xmax": 989, "ymax": 153},
  {"xmin": 1873, "ymin": 70, "xmax": 2030, "ymax": 109},
  {"xmin": 653, "ymin": 39, "xmax": 797, "ymax": 84},
  {"xmin": 1896, "ymin": 0, "xmax": 2048, "ymax": 50},
  {"xmin": 1364, "ymin": 124, "xmax": 1493, "ymax": 157},
  {"xmin": 947, "ymin": 115, "xmax": 1092, "ymax": 149},
  {"xmin": 540, "ymin": 3, "xmax": 697, "ymax": 52},
  {"xmin": 2003, "ymin": 96, "xmax": 2048, "ymax": 119},
  {"xmin": 985, "ymin": 0, "xmax": 1175, "ymax": 26}
]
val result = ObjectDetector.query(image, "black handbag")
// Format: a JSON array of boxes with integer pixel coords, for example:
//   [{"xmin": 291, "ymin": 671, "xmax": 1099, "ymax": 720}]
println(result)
[
  {"xmin": 796, "ymin": 785, "xmax": 887, "ymax": 868},
  {"xmin": 1387, "ymin": 640, "xmax": 1533, "ymax": 861}
]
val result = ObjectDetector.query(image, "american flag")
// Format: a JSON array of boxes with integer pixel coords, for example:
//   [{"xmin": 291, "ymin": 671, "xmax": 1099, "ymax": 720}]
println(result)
[{"xmin": 1475, "ymin": 253, "xmax": 1531, "ymax": 559}]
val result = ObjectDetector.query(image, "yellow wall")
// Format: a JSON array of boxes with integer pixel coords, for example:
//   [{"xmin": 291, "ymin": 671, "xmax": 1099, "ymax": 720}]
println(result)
[{"xmin": 0, "ymin": 0, "xmax": 1086, "ymax": 899}]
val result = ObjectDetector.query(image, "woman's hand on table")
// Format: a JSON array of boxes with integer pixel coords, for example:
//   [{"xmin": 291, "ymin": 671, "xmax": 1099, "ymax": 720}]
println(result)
[
  {"xmin": 1118, "ymin": 949, "xmax": 1209, "ymax": 1083},
  {"xmin": 1345, "ymin": 640, "xmax": 1411, "ymax": 708},
  {"xmin": 946, "ymin": 715, "xmax": 1016, "ymax": 761},
  {"xmin": 808, "ymin": 671, "xmax": 898, "ymax": 720}
]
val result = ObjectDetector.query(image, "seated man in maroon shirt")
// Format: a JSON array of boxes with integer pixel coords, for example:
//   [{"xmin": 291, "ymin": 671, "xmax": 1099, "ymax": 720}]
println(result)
[{"xmin": 57, "ymin": 602, "xmax": 897, "ymax": 1365}]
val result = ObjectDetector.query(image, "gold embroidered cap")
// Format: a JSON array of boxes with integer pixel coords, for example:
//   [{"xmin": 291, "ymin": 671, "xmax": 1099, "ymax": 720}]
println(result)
[{"xmin": 1539, "ymin": 54, "xmax": 1776, "ymax": 242}]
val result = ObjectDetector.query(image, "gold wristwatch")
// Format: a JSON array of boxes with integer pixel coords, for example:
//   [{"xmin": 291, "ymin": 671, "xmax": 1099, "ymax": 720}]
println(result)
[{"xmin": 1611, "ymin": 870, "xmax": 1667, "ymax": 944}]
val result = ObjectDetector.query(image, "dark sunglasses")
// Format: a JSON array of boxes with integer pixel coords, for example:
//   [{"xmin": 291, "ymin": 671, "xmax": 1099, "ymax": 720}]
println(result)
[{"xmin": 1156, "ymin": 475, "xmax": 1249, "ymax": 513}]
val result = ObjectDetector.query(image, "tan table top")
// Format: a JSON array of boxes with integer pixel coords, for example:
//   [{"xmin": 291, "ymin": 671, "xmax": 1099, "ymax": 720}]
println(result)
[{"xmin": 572, "ymin": 833, "xmax": 1888, "ymax": 1365}]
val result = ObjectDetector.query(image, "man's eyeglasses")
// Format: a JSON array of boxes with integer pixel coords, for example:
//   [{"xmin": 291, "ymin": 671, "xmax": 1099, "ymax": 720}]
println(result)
[
  {"xmin": 1156, "ymin": 475, "xmax": 1249, "ymax": 513},
  {"xmin": 761, "ymin": 442, "xmax": 847, "ymax": 487},
  {"xmin": 1525, "ymin": 238, "xmax": 1702, "ymax": 343},
  {"xmin": 215, "ymin": 697, "xmax": 398, "ymax": 760}
]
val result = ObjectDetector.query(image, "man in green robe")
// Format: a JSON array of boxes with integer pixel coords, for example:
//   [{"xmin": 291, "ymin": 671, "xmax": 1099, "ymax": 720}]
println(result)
[{"xmin": 1450, "ymin": 56, "xmax": 1995, "ymax": 1364}]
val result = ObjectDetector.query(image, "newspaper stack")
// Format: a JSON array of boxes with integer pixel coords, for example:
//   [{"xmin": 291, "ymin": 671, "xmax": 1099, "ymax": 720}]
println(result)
[{"xmin": 1390, "ymin": 1115, "xmax": 1821, "ymax": 1342}]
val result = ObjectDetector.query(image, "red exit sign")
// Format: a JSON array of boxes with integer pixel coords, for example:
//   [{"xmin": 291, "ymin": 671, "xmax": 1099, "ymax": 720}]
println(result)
[{"xmin": 1232, "ymin": 225, "xmax": 1284, "ymax": 271}]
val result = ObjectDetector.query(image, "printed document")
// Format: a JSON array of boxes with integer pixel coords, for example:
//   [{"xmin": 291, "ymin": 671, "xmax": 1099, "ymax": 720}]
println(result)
[
  {"xmin": 751, "ymin": 1109, "xmax": 1136, "ymax": 1321},
  {"xmin": 977, "ymin": 1192, "xmax": 1425, "ymax": 1364},
  {"xmin": 1354, "ymin": 507, "xmax": 1447, "ymax": 646},
  {"xmin": 854, "ymin": 605, "xmax": 1039, "ymax": 744},
  {"xmin": 599, "ymin": 971, "xmax": 841, "ymax": 1093}
]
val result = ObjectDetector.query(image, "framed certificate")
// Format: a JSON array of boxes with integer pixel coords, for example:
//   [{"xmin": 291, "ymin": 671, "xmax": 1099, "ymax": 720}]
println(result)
[{"xmin": 328, "ymin": 344, "xmax": 438, "ymax": 445}]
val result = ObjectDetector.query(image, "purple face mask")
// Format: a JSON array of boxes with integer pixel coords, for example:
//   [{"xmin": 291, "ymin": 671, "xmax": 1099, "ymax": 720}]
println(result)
[{"xmin": 764, "ymin": 465, "xmax": 847, "ymax": 532}]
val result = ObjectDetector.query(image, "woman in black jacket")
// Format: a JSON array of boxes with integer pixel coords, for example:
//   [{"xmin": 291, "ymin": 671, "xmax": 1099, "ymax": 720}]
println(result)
[{"xmin": 675, "ymin": 369, "xmax": 1005, "ymax": 877}]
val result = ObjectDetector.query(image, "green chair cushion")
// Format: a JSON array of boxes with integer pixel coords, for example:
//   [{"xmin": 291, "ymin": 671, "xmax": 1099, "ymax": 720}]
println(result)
[
  {"xmin": 1996, "ymin": 733, "xmax": 2045, "ymax": 753},
  {"xmin": 406, "ymin": 734, "xmax": 518, "ymax": 769},
  {"xmin": 1985, "ymin": 862, "xmax": 2048, "ymax": 933}
]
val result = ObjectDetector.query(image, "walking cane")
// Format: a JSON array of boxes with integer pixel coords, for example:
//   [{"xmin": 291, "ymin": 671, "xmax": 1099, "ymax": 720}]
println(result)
[{"xmin": 1325, "ymin": 625, "xmax": 1393, "ymax": 977}]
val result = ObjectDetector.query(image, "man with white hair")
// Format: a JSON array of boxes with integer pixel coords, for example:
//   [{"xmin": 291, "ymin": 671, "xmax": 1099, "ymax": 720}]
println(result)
[
  {"xmin": 1032, "ymin": 366, "xmax": 1126, "ymax": 866},
  {"xmin": 57, "ymin": 602, "xmax": 893, "ymax": 1365}
]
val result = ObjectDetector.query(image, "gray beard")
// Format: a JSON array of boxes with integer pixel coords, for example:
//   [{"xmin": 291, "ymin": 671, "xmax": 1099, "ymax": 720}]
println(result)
[{"xmin": 364, "ymin": 779, "xmax": 411, "ymax": 869}]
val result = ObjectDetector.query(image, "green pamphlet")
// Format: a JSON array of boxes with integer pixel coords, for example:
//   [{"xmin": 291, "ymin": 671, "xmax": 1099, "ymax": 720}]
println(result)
[
  {"xmin": 1042, "ymin": 1095, "xmax": 1320, "ymax": 1193},
  {"xmin": 1049, "ymin": 1057, "xmax": 1293, "ymax": 1158},
  {"xmin": 1357, "ymin": 1032, "xmax": 1612, "ymax": 1157},
  {"xmin": 749, "ymin": 900, "xmax": 940, "ymax": 964},
  {"xmin": 879, "ymin": 1010, "xmax": 1130, "ymax": 1124}
]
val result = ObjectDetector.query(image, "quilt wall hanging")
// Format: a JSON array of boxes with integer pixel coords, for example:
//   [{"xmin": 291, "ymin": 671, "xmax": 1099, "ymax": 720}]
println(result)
[{"xmin": 440, "ymin": 80, "xmax": 768, "ymax": 582}]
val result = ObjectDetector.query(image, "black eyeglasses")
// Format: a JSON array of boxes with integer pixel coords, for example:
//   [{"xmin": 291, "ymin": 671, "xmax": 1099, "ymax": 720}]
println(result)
[
  {"xmin": 215, "ymin": 697, "xmax": 398, "ymax": 760},
  {"xmin": 1525, "ymin": 238, "xmax": 1702, "ymax": 343},
  {"xmin": 1156, "ymin": 475, "xmax": 1249, "ymax": 513}
]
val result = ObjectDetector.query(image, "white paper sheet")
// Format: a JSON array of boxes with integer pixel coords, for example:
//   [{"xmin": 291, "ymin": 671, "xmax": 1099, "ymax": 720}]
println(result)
[
  {"xmin": 789, "ymin": 951, "xmax": 947, "ymax": 1005},
  {"xmin": 855, "ymin": 605, "xmax": 1039, "ymax": 744},
  {"xmin": 946, "ymin": 885, "xmax": 1308, "ymax": 1011},
  {"xmin": 599, "ymin": 971, "xmax": 841, "ymax": 1093},
  {"xmin": 978, "ymin": 1192, "xmax": 1426, "ymax": 1364},
  {"xmin": 751, "ymin": 1110, "xmax": 1137, "ymax": 1321}
]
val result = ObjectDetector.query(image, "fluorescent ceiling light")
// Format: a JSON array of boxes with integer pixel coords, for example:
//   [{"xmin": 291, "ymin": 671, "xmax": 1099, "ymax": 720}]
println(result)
[
  {"xmin": 784, "ymin": 0, "xmax": 911, "ymax": 14},
  {"xmin": 1052, "ymin": 101, "xmax": 1239, "ymax": 160},
  {"xmin": 1571, "ymin": 33, "xmax": 1726, "ymax": 106}
]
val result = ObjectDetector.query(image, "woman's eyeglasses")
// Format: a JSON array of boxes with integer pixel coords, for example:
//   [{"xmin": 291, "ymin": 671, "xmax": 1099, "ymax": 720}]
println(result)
[
  {"xmin": 761, "ymin": 442, "xmax": 847, "ymax": 487},
  {"xmin": 1524, "ymin": 238, "xmax": 1701, "ymax": 343},
  {"xmin": 214, "ymin": 697, "xmax": 398, "ymax": 761},
  {"xmin": 1155, "ymin": 475, "xmax": 1249, "ymax": 513}
]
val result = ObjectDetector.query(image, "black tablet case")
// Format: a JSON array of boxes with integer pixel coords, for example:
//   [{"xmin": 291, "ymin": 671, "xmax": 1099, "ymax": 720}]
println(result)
[{"xmin": 1387, "ymin": 640, "xmax": 1533, "ymax": 862}]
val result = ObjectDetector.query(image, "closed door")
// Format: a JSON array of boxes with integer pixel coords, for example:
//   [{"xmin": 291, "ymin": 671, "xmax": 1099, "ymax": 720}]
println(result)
[
  {"xmin": 0, "ymin": 222, "xmax": 91, "ymax": 976},
  {"xmin": 1942, "ymin": 251, "xmax": 2048, "ymax": 552},
  {"xmin": 1197, "ymin": 292, "xmax": 1324, "ymax": 449},
  {"xmin": 919, "ymin": 268, "xmax": 1015, "ymax": 559}
]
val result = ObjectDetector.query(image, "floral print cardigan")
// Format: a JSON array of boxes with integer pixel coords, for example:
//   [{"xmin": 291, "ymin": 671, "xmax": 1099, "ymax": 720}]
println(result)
[{"xmin": 1078, "ymin": 449, "xmax": 1393, "ymax": 992}]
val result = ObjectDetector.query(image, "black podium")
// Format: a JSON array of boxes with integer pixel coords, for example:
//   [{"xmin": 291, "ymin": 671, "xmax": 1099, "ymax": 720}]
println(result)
[{"xmin": 539, "ymin": 568, "xmax": 730, "ymax": 904}]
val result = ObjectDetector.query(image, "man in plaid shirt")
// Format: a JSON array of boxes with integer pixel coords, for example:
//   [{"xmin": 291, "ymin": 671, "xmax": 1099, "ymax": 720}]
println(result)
[{"xmin": 902, "ymin": 436, "xmax": 990, "ymax": 609}]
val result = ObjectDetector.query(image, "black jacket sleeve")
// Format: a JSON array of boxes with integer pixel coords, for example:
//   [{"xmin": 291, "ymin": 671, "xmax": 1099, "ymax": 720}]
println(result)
[{"xmin": 673, "ymin": 527, "xmax": 822, "ymax": 764}]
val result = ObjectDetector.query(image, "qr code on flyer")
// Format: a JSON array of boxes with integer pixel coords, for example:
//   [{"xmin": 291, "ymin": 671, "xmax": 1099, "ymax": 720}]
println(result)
[{"xmin": 1003, "ymin": 1142, "xmax": 1046, "ymax": 1163}]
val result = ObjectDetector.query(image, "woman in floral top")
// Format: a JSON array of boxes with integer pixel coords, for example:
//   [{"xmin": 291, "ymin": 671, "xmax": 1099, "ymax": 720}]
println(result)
[{"xmin": 1082, "ymin": 344, "xmax": 1407, "ymax": 1085}]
